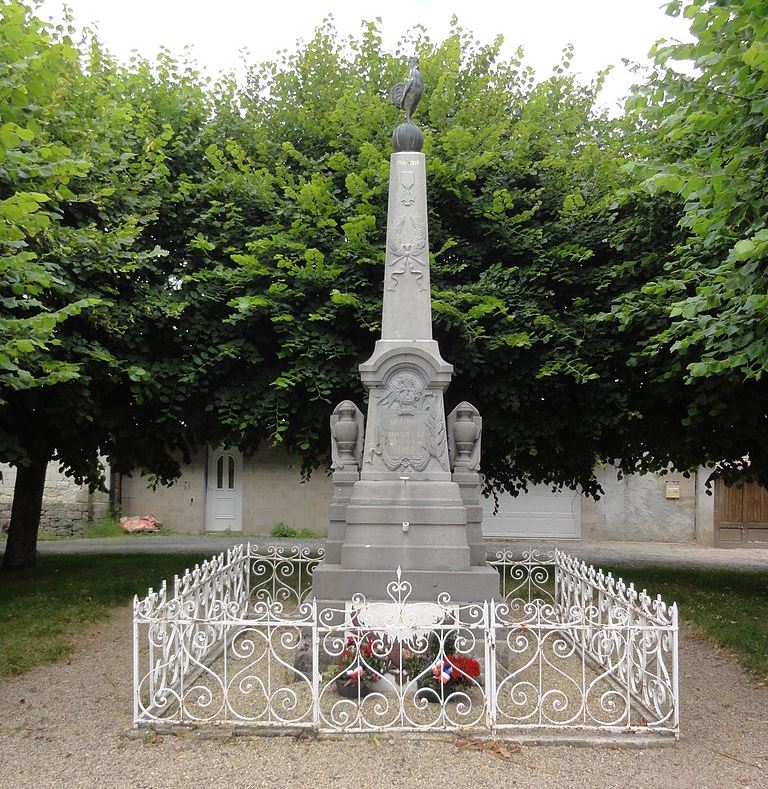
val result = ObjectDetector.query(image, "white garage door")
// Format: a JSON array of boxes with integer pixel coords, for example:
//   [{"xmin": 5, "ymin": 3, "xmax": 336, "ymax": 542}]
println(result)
[{"xmin": 482, "ymin": 484, "xmax": 581, "ymax": 539}]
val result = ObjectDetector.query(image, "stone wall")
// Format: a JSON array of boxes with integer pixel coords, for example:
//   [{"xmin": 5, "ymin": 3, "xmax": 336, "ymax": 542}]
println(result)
[
  {"xmin": 123, "ymin": 452, "xmax": 713, "ymax": 543},
  {"xmin": 0, "ymin": 462, "xmax": 110, "ymax": 536},
  {"xmin": 19, "ymin": 451, "xmax": 710, "ymax": 544},
  {"xmin": 581, "ymin": 465, "xmax": 697, "ymax": 543},
  {"xmin": 120, "ymin": 448, "xmax": 207, "ymax": 534},
  {"xmin": 241, "ymin": 446, "xmax": 332, "ymax": 535},
  {"xmin": 694, "ymin": 468, "xmax": 716, "ymax": 546}
]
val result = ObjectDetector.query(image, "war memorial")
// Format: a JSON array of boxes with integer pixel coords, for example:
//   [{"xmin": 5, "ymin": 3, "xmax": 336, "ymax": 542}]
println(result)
[
  {"xmin": 312, "ymin": 57, "xmax": 498, "ymax": 605},
  {"xmin": 132, "ymin": 61, "xmax": 679, "ymax": 742}
]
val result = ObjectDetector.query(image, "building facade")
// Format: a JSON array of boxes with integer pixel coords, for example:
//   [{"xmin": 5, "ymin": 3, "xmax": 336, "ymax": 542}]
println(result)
[
  {"xmin": 117, "ymin": 447, "xmax": 753, "ymax": 547},
  {"xmin": 5, "ymin": 448, "xmax": 766, "ymax": 547}
]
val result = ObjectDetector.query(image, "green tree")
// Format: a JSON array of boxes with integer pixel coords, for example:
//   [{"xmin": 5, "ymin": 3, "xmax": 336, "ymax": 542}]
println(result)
[
  {"xmin": 168, "ymin": 21, "xmax": 658, "ymax": 496},
  {"xmin": 0, "ymin": 2, "xmax": 209, "ymax": 569},
  {"xmin": 611, "ymin": 0, "xmax": 768, "ymax": 485},
  {"xmin": 0, "ymin": 1, "xmax": 95, "ymax": 395},
  {"xmin": 175, "ymin": 14, "xmax": 767, "ymax": 495},
  {"xmin": 6, "ymin": 2, "xmax": 766, "ymax": 572}
]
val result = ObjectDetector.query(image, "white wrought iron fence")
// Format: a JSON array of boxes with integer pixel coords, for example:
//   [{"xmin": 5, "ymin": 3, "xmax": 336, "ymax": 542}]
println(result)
[
  {"xmin": 132, "ymin": 544, "xmax": 322, "ymax": 722},
  {"xmin": 133, "ymin": 545, "xmax": 678, "ymax": 740}
]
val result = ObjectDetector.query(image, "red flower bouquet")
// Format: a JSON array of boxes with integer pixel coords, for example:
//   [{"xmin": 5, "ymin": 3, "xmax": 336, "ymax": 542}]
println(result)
[
  {"xmin": 331, "ymin": 633, "xmax": 388, "ymax": 697},
  {"xmin": 446, "ymin": 654, "xmax": 481, "ymax": 685}
]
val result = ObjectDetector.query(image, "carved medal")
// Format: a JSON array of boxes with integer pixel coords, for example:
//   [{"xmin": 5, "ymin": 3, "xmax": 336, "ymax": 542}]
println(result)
[{"xmin": 398, "ymin": 169, "xmax": 415, "ymax": 206}]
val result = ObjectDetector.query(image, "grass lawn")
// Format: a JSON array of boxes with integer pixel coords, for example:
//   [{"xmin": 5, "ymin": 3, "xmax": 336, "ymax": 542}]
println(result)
[
  {"xmin": 605, "ymin": 564, "xmax": 768, "ymax": 682},
  {"xmin": 0, "ymin": 553, "xmax": 208, "ymax": 679},
  {"xmin": 0, "ymin": 555, "xmax": 766, "ymax": 684}
]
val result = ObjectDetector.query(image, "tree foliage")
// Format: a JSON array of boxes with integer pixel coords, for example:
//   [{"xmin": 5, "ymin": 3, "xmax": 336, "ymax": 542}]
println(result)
[
  {"xmin": 2, "ymin": 1, "xmax": 768, "ymax": 569},
  {"xmin": 150, "ymin": 3, "xmax": 768, "ymax": 491},
  {"xmin": 0, "ymin": 0, "xmax": 210, "ymax": 566},
  {"xmin": 167, "ymin": 23, "xmax": 649, "ymax": 496},
  {"xmin": 0, "ymin": 1, "xmax": 94, "ymax": 394},
  {"xmin": 612, "ymin": 0, "xmax": 768, "ymax": 483}
]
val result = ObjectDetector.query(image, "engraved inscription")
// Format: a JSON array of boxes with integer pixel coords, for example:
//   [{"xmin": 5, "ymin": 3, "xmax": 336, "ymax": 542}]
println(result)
[{"xmin": 383, "ymin": 418, "xmax": 428, "ymax": 462}]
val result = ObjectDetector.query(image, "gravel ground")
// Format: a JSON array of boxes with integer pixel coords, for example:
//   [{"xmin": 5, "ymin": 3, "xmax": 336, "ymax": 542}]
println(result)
[
  {"xmin": 0, "ymin": 607, "xmax": 766, "ymax": 789},
  {"xmin": 30, "ymin": 535, "xmax": 768, "ymax": 571}
]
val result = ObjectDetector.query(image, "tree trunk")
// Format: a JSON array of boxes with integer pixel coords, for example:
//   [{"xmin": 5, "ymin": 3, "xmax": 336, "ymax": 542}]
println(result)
[{"xmin": 2, "ymin": 451, "xmax": 50, "ymax": 571}]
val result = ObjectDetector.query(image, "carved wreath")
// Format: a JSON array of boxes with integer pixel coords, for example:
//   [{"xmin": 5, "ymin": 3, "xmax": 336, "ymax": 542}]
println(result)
[{"xmin": 386, "ymin": 216, "xmax": 427, "ymax": 292}]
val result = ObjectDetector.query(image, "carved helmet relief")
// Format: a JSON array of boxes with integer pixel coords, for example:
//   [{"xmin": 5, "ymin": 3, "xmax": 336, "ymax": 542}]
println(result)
[{"xmin": 378, "ymin": 372, "xmax": 424, "ymax": 415}]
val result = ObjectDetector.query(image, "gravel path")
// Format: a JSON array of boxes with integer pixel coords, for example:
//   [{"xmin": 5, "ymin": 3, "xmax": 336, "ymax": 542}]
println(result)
[
  {"xmin": 0, "ymin": 607, "xmax": 765, "ymax": 788},
  {"xmin": 30, "ymin": 535, "xmax": 768, "ymax": 571}
]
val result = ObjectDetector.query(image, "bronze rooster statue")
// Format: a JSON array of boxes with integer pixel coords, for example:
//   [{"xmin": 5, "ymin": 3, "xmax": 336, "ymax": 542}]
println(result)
[{"xmin": 390, "ymin": 56, "xmax": 423, "ymax": 122}]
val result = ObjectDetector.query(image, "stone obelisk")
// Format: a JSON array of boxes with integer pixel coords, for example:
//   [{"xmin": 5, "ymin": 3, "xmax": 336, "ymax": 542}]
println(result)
[{"xmin": 312, "ymin": 59, "xmax": 498, "ymax": 603}]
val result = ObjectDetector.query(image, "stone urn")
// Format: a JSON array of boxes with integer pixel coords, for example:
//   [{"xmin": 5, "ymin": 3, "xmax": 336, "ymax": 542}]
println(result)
[
  {"xmin": 452, "ymin": 404, "xmax": 479, "ymax": 463},
  {"xmin": 332, "ymin": 402, "xmax": 359, "ymax": 462}
]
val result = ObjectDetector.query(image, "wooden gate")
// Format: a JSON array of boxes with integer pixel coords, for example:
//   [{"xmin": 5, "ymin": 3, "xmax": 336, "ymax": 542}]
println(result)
[{"xmin": 715, "ymin": 479, "xmax": 768, "ymax": 547}]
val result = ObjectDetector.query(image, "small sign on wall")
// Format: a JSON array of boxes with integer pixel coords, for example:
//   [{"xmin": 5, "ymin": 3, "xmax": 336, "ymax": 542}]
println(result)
[{"xmin": 665, "ymin": 481, "xmax": 681, "ymax": 499}]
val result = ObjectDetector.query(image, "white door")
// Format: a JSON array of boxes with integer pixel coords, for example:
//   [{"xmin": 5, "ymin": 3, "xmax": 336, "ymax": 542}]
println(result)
[
  {"xmin": 205, "ymin": 448, "xmax": 243, "ymax": 532},
  {"xmin": 482, "ymin": 484, "xmax": 581, "ymax": 539}
]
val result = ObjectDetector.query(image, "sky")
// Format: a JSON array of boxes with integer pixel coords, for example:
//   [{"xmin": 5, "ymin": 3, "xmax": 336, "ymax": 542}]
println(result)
[{"xmin": 38, "ymin": 0, "xmax": 692, "ymax": 112}]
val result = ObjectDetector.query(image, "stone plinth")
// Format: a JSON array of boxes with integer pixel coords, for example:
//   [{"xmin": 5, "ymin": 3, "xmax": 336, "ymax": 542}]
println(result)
[
  {"xmin": 312, "ymin": 564, "xmax": 497, "ymax": 606},
  {"xmin": 341, "ymin": 480, "xmax": 470, "ymax": 569},
  {"xmin": 453, "ymin": 468, "xmax": 488, "ymax": 567}
]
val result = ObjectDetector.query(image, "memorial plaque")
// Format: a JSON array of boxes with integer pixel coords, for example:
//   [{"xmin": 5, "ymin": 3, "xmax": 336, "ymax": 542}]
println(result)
[{"xmin": 366, "ymin": 371, "xmax": 448, "ymax": 472}]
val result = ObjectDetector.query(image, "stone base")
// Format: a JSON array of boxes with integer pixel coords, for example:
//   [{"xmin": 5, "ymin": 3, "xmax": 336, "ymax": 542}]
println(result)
[
  {"xmin": 316, "ymin": 477, "xmax": 499, "ymax": 604},
  {"xmin": 311, "ymin": 563, "xmax": 499, "ymax": 604},
  {"xmin": 340, "ymin": 479, "xmax": 472, "ymax": 569}
]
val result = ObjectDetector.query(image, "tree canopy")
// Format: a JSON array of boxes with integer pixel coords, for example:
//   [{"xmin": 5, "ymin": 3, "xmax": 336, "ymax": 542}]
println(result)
[
  {"xmin": 1, "ymin": 0, "xmax": 767, "ymax": 567},
  {"xmin": 615, "ymin": 0, "xmax": 768, "ymax": 484},
  {"xmin": 0, "ymin": 0, "xmax": 210, "ymax": 566}
]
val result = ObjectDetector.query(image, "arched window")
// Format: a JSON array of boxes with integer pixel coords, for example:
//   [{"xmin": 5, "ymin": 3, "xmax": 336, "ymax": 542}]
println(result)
[
  {"xmin": 216, "ymin": 456, "xmax": 224, "ymax": 490},
  {"xmin": 228, "ymin": 455, "xmax": 235, "ymax": 490}
]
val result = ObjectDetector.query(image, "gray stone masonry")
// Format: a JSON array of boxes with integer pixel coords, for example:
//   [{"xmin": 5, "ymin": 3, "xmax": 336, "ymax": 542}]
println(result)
[
  {"xmin": 448, "ymin": 401, "xmax": 486, "ymax": 566},
  {"xmin": 0, "ymin": 462, "xmax": 109, "ymax": 536},
  {"xmin": 324, "ymin": 400, "xmax": 364, "ymax": 563},
  {"xmin": 312, "ymin": 147, "xmax": 498, "ymax": 604}
]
